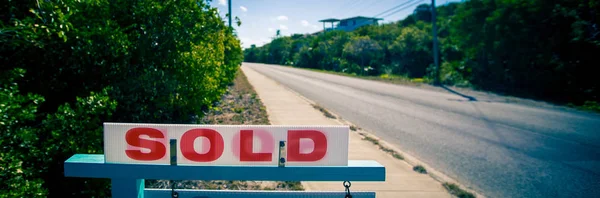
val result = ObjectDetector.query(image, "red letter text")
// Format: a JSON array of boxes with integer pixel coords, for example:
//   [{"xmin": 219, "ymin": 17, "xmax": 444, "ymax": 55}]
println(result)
[
  {"xmin": 240, "ymin": 130, "xmax": 272, "ymax": 161},
  {"xmin": 181, "ymin": 129, "xmax": 224, "ymax": 162},
  {"xmin": 125, "ymin": 128, "xmax": 166, "ymax": 161},
  {"xmin": 287, "ymin": 130, "xmax": 327, "ymax": 161}
]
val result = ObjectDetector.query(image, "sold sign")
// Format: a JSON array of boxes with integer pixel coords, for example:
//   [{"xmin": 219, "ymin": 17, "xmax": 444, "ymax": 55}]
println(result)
[{"xmin": 103, "ymin": 123, "xmax": 349, "ymax": 166}]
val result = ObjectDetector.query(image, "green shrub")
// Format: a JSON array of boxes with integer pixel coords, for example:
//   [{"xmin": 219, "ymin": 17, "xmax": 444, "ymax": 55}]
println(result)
[
  {"xmin": 413, "ymin": 165, "xmax": 427, "ymax": 174},
  {"xmin": 443, "ymin": 183, "xmax": 475, "ymax": 198},
  {"xmin": 0, "ymin": 68, "xmax": 47, "ymax": 198},
  {"xmin": 1, "ymin": 0, "xmax": 243, "ymax": 196}
]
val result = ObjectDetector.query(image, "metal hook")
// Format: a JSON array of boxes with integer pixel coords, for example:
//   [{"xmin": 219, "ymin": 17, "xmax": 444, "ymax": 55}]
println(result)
[
  {"xmin": 171, "ymin": 180, "xmax": 179, "ymax": 198},
  {"xmin": 343, "ymin": 181, "xmax": 352, "ymax": 198}
]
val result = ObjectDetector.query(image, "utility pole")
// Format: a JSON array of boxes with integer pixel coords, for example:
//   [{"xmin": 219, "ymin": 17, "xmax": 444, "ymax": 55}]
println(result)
[
  {"xmin": 228, "ymin": 0, "xmax": 232, "ymax": 28},
  {"xmin": 431, "ymin": 0, "xmax": 440, "ymax": 85}
]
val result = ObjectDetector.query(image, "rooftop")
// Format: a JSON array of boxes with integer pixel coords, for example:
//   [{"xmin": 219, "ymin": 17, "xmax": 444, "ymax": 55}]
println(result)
[
  {"xmin": 318, "ymin": 18, "xmax": 341, "ymax": 22},
  {"xmin": 319, "ymin": 16, "xmax": 383, "ymax": 23},
  {"xmin": 340, "ymin": 16, "xmax": 383, "ymax": 21}
]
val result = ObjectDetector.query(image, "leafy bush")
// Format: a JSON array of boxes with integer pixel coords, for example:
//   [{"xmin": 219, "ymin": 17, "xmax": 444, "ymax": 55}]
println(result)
[
  {"xmin": 1, "ymin": 0, "xmax": 243, "ymax": 196},
  {"xmin": 0, "ymin": 69, "xmax": 47, "ymax": 198}
]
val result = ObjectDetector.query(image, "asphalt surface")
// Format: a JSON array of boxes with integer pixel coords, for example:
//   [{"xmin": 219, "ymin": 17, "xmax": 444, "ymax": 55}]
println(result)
[{"xmin": 245, "ymin": 63, "xmax": 600, "ymax": 198}]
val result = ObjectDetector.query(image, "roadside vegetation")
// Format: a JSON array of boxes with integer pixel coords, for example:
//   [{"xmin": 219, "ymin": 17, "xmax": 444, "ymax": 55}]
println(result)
[
  {"xmin": 311, "ymin": 104, "xmax": 337, "ymax": 119},
  {"xmin": 443, "ymin": 183, "xmax": 476, "ymax": 198},
  {"xmin": 360, "ymin": 133, "xmax": 404, "ymax": 160},
  {"xmin": 244, "ymin": 0, "xmax": 600, "ymax": 112},
  {"xmin": 146, "ymin": 70, "xmax": 303, "ymax": 191},
  {"xmin": 300, "ymin": 67, "xmax": 427, "ymax": 87},
  {"xmin": 1, "ymin": 0, "xmax": 242, "ymax": 197},
  {"xmin": 413, "ymin": 165, "xmax": 428, "ymax": 174}
]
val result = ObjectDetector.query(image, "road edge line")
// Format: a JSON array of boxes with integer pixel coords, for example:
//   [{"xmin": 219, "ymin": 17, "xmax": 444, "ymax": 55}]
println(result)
[{"xmin": 277, "ymin": 82, "xmax": 485, "ymax": 198}]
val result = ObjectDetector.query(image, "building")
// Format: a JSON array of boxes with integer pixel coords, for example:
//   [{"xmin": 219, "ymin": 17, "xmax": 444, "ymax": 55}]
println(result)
[{"xmin": 318, "ymin": 16, "xmax": 383, "ymax": 32}]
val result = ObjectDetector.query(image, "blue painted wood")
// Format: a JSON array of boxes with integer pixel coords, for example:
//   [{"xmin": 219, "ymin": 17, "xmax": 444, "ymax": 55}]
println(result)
[
  {"xmin": 64, "ymin": 154, "xmax": 385, "ymax": 181},
  {"xmin": 144, "ymin": 189, "xmax": 376, "ymax": 198},
  {"xmin": 111, "ymin": 178, "xmax": 144, "ymax": 198}
]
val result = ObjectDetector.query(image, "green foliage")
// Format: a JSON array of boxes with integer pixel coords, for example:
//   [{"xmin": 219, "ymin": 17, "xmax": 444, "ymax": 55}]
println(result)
[
  {"xmin": 443, "ymin": 183, "xmax": 476, "ymax": 198},
  {"xmin": 581, "ymin": 101, "xmax": 600, "ymax": 112},
  {"xmin": 40, "ymin": 87, "xmax": 116, "ymax": 197},
  {"xmin": 343, "ymin": 36, "xmax": 383, "ymax": 75},
  {"xmin": 1, "ymin": 68, "xmax": 117, "ymax": 197},
  {"xmin": 451, "ymin": 0, "xmax": 600, "ymax": 104},
  {"xmin": 2, "ymin": 0, "xmax": 242, "ymax": 123},
  {"xmin": 243, "ymin": 7, "xmax": 444, "ymax": 78},
  {"xmin": 1, "ymin": 0, "xmax": 242, "ymax": 196},
  {"xmin": 389, "ymin": 23, "xmax": 432, "ymax": 78},
  {"xmin": 413, "ymin": 165, "xmax": 427, "ymax": 174},
  {"xmin": 0, "ymin": 69, "xmax": 47, "ymax": 198},
  {"xmin": 269, "ymin": 36, "xmax": 293, "ymax": 65},
  {"xmin": 244, "ymin": 0, "xmax": 600, "ymax": 105}
]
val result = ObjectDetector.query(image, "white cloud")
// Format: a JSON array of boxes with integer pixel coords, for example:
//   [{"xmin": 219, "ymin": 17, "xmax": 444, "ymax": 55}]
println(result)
[
  {"xmin": 301, "ymin": 20, "xmax": 310, "ymax": 27},
  {"xmin": 276, "ymin": 15, "xmax": 288, "ymax": 21},
  {"xmin": 312, "ymin": 25, "xmax": 319, "ymax": 29},
  {"xmin": 240, "ymin": 6, "xmax": 247, "ymax": 12},
  {"xmin": 218, "ymin": 0, "xmax": 226, "ymax": 6},
  {"xmin": 268, "ymin": 28, "xmax": 274, "ymax": 32},
  {"xmin": 279, "ymin": 25, "xmax": 288, "ymax": 30}
]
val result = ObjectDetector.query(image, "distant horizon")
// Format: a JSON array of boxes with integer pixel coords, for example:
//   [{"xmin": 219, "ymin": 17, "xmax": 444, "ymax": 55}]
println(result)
[{"xmin": 209, "ymin": 0, "xmax": 461, "ymax": 48}]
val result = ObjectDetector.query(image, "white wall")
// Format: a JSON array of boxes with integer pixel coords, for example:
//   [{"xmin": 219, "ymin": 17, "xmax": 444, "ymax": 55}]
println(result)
[{"xmin": 336, "ymin": 18, "xmax": 377, "ymax": 31}]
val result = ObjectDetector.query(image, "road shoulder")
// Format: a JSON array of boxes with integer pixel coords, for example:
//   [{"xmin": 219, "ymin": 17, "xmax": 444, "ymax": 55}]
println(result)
[
  {"xmin": 273, "ymin": 63, "xmax": 597, "ymax": 115},
  {"xmin": 242, "ymin": 64, "xmax": 474, "ymax": 198}
]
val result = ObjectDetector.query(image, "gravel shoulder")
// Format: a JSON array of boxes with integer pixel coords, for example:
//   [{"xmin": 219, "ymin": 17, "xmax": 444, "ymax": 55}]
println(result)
[{"xmin": 145, "ymin": 68, "xmax": 303, "ymax": 191}]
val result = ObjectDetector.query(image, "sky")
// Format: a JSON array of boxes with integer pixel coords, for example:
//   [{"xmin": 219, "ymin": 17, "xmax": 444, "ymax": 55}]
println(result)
[{"xmin": 209, "ymin": 0, "xmax": 462, "ymax": 49}]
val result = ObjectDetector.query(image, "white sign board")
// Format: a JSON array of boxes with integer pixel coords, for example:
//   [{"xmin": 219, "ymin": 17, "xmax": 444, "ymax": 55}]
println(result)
[{"xmin": 103, "ymin": 123, "xmax": 349, "ymax": 166}]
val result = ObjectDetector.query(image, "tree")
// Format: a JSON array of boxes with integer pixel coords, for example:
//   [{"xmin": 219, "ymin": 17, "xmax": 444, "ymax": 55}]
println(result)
[
  {"xmin": 1, "ymin": 0, "xmax": 243, "ymax": 196},
  {"xmin": 243, "ymin": 0, "xmax": 600, "ymax": 105},
  {"xmin": 268, "ymin": 37, "xmax": 293, "ymax": 64},
  {"xmin": 451, "ymin": 0, "xmax": 600, "ymax": 103},
  {"xmin": 414, "ymin": 4, "xmax": 432, "ymax": 22},
  {"xmin": 244, "ymin": 44, "xmax": 259, "ymax": 62},
  {"xmin": 388, "ymin": 23, "xmax": 433, "ymax": 78},
  {"xmin": 342, "ymin": 36, "xmax": 383, "ymax": 75}
]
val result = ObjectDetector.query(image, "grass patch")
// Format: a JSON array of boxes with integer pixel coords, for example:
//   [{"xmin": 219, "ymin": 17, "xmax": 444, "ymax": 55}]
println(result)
[
  {"xmin": 299, "ymin": 66, "xmax": 600, "ymax": 115},
  {"xmin": 301, "ymin": 67, "xmax": 427, "ymax": 86},
  {"xmin": 443, "ymin": 183, "xmax": 476, "ymax": 198},
  {"xmin": 362, "ymin": 136, "xmax": 380, "ymax": 145},
  {"xmin": 311, "ymin": 104, "xmax": 336, "ymax": 119},
  {"xmin": 413, "ymin": 165, "xmax": 427, "ymax": 174},
  {"xmin": 569, "ymin": 101, "xmax": 600, "ymax": 113},
  {"xmin": 361, "ymin": 135, "xmax": 404, "ymax": 160},
  {"xmin": 146, "ymin": 69, "xmax": 303, "ymax": 191}
]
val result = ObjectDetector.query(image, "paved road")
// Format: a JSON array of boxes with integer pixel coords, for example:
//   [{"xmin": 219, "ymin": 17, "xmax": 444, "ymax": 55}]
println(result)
[{"xmin": 245, "ymin": 63, "xmax": 600, "ymax": 198}]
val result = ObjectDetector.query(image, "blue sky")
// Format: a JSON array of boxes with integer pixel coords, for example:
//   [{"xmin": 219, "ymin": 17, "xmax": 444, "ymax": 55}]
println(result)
[{"xmin": 209, "ymin": 0, "xmax": 462, "ymax": 48}]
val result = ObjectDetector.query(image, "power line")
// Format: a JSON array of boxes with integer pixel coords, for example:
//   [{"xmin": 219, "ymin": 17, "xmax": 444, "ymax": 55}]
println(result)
[
  {"xmin": 329, "ymin": 0, "xmax": 367, "ymax": 19},
  {"xmin": 380, "ymin": 0, "xmax": 425, "ymax": 19},
  {"xmin": 336, "ymin": 0, "xmax": 363, "ymax": 13},
  {"xmin": 343, "ymin": 0, "xmax": 420, "ymax": 29},
  {"xmin": 373, "ymin": 0, "xmax": 417, "ymax": 17},
  {"xmin": 347, "ymin": 0, "xmax": 366, "ymax": 8},
  {"xmin": 344, "ymin": 0, "xmax": 372, "ymax": 18},
  {"xmin": 355, "ymin": 0, "xmax": 386, "ymax": 16}
]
